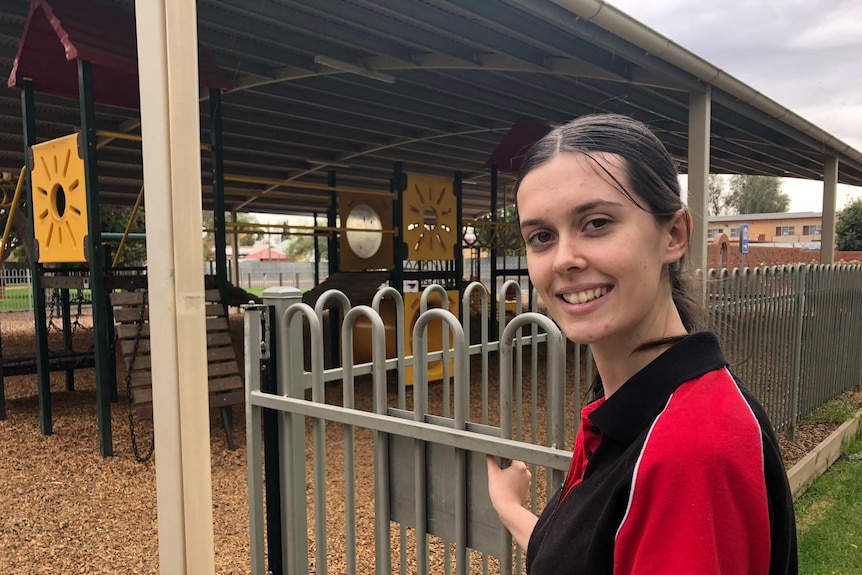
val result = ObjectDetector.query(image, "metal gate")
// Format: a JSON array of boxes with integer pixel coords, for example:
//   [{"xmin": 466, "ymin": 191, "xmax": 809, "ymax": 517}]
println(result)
[{"xmin": 244, "ymin": 282, "xmax": 577, "ymax": 575}]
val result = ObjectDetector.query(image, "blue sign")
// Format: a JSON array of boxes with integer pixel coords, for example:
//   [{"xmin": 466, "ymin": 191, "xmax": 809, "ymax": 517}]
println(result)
[{"xmin": 740, "ymin": 223, "xmax": 750, "ymax": 254}]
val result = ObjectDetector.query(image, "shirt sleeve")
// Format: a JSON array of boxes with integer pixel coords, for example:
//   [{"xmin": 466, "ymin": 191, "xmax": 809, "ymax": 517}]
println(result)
[{"xmin": 613, "ymin": 378, "xmax": 772, "ymax": 575}]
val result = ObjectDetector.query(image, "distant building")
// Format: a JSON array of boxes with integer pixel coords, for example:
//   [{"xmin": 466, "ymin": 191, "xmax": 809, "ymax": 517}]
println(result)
[{"xmin": 708, "ymin": 212, "xmax": 822, "ymax": 245}]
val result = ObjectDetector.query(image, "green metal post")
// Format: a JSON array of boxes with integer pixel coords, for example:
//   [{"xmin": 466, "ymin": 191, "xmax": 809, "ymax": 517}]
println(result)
[
  {"xmin": 489, "ymin": 164, "xmax": 499, "ymax": 341},
  {"xmin": 210, "ymin": 88, "xmax": 228, "ymax": 309},
  {"xmin": 312, "ymin": 211, "xmax": 320, "ymax": 287},
  {"xmin": 0, "ymin": 317, "xmax": 6, "ymax": 420},
  {"xmin": 327, "ymin": 170, "xmax": 338, "ymax": 275},
  {"xmin": 22, "ymin": 79, "xmax": 53, "ymax": 435},
  {"xmin": 454, "ymin": 171, "xmax": 464, "ymax": 319},
  {"xmin": 60, "ymin": 281, "xmax": 74, "ymax": 391},
  {"xmin": 79, "ymin": 59, "xmax": 113, "ymax": 456},
  {"xmin": 392, "ymin": 162, "xmax": 405, "ymax": 294}
]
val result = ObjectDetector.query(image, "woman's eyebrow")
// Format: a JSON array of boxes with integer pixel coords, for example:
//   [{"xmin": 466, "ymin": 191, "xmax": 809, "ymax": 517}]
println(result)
[
  {"xmin": 520, "ymin": 199, "xmax": 625, "ymax": 229},
  {"xmin": 570, "ymin": 199, "xmax": 625, "ymax": 215}
]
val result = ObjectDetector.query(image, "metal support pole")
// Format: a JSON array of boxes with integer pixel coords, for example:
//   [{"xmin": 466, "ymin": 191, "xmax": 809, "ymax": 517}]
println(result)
[
  {"xmin": 392, "ymin": 162, "xmax": 405, "ymax": 294},
  {"xmin": 489, "ymin": 165, "xmax": 499, "ymax": 341},
  {"xmin": 264, "ymin": 287, "xmax": 307, "ymax": 575},
  {"xmin": 688, "ymin": 88, "xmax": 712, "ymax": 275},
  {"xmin": 210, "ymin": 88, "xmax": 229, "ymax": 304},
  {"xmin": 327, "ymin": 170, "xmax": 338, "ymax": 276},
  {"xmin": 262, "ymin": 304, "xmax": 284, "ymax": 574},
  {"xmin": 135, "ymin": 0, "xmax": 216, "ymax": 571},
  {"xmin": 454, "ymin": 171, "xmax": 464, "ymax": 318},
  {"xmin": 231, "ymin": 210, "xmax": 240, "ymax": 286},
  {"xmin": 22, "ymin": 79, "xmax": 52, "ymax": 435},
  {"xmin": 79, "ymin": 59, "xmax": 114, "ymax": 456},
  {"xmin": 61, "ymin": 282, "xmax": 74, "ymax": 390},
  {"xmin": 327, "ymin": 170, "xmax": 339, "ymax": 367},
  {"xmin": 313, "ymin": 211, "xmax": 320, "ymax": 287},
  {"xmin": 0, "ymin": 320, "xmax": 6, "ymax": 420},
  {"xmin": 821, "ymin": 156, "xmax": 838, "ymax": 264}
]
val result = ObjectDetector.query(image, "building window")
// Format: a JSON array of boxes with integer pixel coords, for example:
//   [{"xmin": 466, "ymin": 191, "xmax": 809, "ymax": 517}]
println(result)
[
  {"xmin": 803, "ymin": 225, "xmax": 822, "ymax": 236},
  {"xmin": 730, "ymin": 227, "xmax": 740, "ymax": 239},
  {"xmin": 775, "ymin": 226, "xmax": 796, "ymax": 236},
  {"xmin": 707, "ymin": 229, "xmax": 718, "ymax": 239}
]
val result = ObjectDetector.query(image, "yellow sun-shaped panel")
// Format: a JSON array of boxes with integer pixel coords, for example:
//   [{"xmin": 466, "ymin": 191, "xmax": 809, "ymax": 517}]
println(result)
[
  {"xmin": 30, "ymin": 133, "xmax": 88, "ymax": 263},
  {"xmin": 402, "ymin": 173, "xmax": 456, "ymax": 261}
]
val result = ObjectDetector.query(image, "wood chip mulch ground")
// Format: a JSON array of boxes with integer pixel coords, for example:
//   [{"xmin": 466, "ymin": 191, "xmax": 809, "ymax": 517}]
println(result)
[{"xmin": 0, "ymin": 310, "xmax": 847, "ymax": 574}]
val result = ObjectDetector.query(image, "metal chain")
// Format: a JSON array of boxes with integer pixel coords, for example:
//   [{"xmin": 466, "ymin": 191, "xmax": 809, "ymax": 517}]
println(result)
[{"xmin": 125, "ymin": 290, "xmax": 155, "ymax": 463}]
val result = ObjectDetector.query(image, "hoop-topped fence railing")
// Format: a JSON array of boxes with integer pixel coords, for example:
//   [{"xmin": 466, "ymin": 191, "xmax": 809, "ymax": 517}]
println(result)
[{"xmin": 244, "ymin": 265, "xmax": 862, "ymax": 574}]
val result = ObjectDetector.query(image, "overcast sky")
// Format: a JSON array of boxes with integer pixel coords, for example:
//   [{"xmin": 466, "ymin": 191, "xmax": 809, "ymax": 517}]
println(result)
[{"xmin": 608, "ymin": 0, "xmax": 862, "ymax": 212}]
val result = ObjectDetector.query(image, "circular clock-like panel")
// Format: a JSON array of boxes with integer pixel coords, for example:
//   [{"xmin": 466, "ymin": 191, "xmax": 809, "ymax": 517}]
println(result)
[{"xmin": 346, "ymin": 203, "xmax": 383, "ymax": 259}]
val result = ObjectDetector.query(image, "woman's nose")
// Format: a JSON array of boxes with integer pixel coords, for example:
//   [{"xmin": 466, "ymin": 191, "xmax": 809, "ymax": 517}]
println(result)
[{"xmin": 551, "ymin": 235, "xmax": 586, "ymax": 274}]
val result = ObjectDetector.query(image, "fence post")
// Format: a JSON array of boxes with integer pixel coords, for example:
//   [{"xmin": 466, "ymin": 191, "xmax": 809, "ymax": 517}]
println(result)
[
  {"xmin": 263, "ymin": 287, "xmax": 308, "ymax": 575},
  {"xmin": 788, "ymin": 265, "xmax": 806, "ymax": 441}
]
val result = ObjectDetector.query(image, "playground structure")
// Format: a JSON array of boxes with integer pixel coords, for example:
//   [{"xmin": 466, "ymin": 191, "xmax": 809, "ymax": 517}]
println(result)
[{"xmin": 1, "ymin": 1, "xmax": 541, "ymax": 459}]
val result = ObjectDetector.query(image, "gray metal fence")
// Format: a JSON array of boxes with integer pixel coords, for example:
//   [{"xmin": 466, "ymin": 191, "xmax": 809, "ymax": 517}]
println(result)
[
  {"xmin": 244, "ymin": 263, "xmax": 862, "ymax": 575},
  {"xmin": 706, "ymin": 264, "xmax": 862, "ymax": 438}
]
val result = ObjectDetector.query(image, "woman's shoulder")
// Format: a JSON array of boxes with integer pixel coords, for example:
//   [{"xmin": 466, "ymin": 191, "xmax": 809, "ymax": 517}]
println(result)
[{"xmin": 646, "ymin": 367, "xmax": 767, "ymax": 460}]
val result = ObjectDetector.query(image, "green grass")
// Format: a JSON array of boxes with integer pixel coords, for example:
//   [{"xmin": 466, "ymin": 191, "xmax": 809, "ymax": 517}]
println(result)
[
  {"xmin": 0, "ymin": 285, "xmax": 32, "ymax": 311},
  {"xmin": 805, "ymin": 393, "xmax": 862, "ymax": 425},
  {"xmin": 796, "ymin": 433, "xmax": 862, "ymax": 574}
]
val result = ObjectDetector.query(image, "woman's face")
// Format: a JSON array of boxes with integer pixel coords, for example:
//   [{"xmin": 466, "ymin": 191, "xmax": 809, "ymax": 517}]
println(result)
[{"xmin": 517, "ymin": 152, "xmax": 685, "ymax": 349}]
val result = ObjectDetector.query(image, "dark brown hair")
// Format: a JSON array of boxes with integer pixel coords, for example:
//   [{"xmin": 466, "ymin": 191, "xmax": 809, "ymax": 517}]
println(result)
[{"xmin": 514, "ymin": 113, "xmax": 705, "ymax": 348}]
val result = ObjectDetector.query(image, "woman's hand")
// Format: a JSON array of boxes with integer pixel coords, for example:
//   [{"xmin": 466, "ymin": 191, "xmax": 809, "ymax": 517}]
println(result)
[{"xmin": 486, "ymin": 456, "xmax": 538, "ymax": 550}]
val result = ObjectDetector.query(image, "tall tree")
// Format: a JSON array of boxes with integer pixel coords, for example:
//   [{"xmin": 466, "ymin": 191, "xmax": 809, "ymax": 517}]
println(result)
[
  {"xmin": 707, "ymin": 174, "xmax": 728, "ymax": 216},
  {"xmin": 725, "ymin": 175, "xmax": 790, "ymax": 215},
  {"xmin": 836, "ymin": 198, "xmax": 862, "ymax": 251},
  {"xmin": 202, "ymin": 210, "xmax": 261, "ymax": 256}
]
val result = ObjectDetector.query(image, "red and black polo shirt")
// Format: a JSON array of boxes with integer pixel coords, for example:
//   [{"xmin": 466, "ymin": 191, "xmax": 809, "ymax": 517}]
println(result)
[{"xmin": 527, "ymin": 332, "xmax": 798, "ymax": 574}]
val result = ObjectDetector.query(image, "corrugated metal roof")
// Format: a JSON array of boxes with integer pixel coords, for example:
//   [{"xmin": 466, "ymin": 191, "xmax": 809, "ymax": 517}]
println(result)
[{"xmin": 0, "ymin": 0, "xmax": 859, "ymax": 217}]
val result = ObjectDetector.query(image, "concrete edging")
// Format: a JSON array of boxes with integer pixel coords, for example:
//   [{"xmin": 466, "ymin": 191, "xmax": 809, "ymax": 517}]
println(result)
[{"xmin": 787, "ymin": 408, "xmax": 862, "ymax": 500}]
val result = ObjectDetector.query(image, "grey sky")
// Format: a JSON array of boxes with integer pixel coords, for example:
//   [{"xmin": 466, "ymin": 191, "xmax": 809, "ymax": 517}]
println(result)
[
  {"xmin": 607, "ymin": 0, "xmax": 862, "ymax": 151},
  {"xmin": 606, "ymin": 0, "xmax": 862, "ymax": 209}
]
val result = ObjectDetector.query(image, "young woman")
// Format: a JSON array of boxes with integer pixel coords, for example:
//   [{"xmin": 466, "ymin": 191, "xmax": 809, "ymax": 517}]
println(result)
[{"xmin": 486, "ymin": 114, "xmax": 798, "ymax": 574}]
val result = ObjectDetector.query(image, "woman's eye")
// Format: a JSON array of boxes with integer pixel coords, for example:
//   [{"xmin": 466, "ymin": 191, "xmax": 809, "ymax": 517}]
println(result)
[
  {"xmin": 584, "ymin": 218, "xmax": 610, "ymax": 231},
  {"xmin": 527, "ymin": 231, "xmax": 553, "ymax": 246}
]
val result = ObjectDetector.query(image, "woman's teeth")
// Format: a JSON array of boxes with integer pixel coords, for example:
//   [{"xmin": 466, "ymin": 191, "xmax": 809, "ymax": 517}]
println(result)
[{"xmin": 562, "ymin": 287, "xmax": 608, "ymax": 304}]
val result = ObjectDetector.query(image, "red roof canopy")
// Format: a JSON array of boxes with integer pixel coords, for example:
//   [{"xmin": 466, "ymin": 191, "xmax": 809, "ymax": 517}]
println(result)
[
  {"xmin": 243, "ymin": 248, "xmax": 288, "ymax": 262},
  {"xmin": 8, "ymin": 0, "xmax": 233, "ymax": 109},
  {"xmin": 484, "ymin": 118, "xmax": 551, "ymax": 174}
]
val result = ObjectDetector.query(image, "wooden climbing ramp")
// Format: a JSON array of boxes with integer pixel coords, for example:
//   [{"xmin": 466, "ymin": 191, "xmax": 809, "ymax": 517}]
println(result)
[{"xmin": 110, "ymin": 289, "xmax": 244, "ymax": 449}]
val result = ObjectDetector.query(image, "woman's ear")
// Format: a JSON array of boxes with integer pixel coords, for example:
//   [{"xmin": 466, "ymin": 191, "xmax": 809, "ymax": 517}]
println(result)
[{"xmin": 662, "ymin": 209, "xmax": 690, "ymax": 265}]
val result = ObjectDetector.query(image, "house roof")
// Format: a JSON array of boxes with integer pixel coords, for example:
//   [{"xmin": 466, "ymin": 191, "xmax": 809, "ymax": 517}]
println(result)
[
  {"xmin": 709, "ymin": 212, "xmax": 822, "ymax": 223},
  {"xmin": 243, "ymin": 248, "xmax": 287, "ymax": 261}
]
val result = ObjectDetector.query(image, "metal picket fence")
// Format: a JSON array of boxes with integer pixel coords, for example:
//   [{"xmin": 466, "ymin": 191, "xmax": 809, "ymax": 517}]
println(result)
[
  {"xmin": 706, "ymin": 263, "xmax": 862, "ymax": 438},
  {"xmin": 244, "ymin": 263, "xmax": 862, "ymax": 574}
]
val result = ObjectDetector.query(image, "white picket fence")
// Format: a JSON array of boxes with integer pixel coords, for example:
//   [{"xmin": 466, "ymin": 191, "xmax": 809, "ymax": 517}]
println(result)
[{"xmin": 0, "ymin": 268, "xmax": 33, "ymax": 312}]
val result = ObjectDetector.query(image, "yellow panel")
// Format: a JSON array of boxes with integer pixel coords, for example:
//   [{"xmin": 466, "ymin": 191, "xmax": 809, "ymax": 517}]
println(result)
[
  {"xmin": 403, "ymin": 173, "xmax": 456, "ymax": 261},
  {"xmin": 31, "ymin": 133, "xmax": 89, "ymax": 263},
  {"xmin": 339, "ymin": 192, "xmax": 394, "ymax": 272},
  {"xmin": 404, "ymin": 290, "xmax": 459, "ymax": 386}
]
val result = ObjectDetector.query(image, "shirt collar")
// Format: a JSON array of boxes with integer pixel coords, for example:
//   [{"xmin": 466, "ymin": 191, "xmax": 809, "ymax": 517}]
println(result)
[{"xmin": 587, "ymin": 331, "xmax": 728, "ymax": 445}]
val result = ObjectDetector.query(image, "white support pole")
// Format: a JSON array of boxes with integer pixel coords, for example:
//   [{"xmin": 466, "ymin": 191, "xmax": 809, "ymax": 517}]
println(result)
[
  {"xmin": 687, "ymin": 88, "xmax": 712, "ymax": 273},
  {"xmin": 821, "ymin": 156, "xmax": 838, "ymax": 264},
  {"xmin": 134, "ymin": 1, "xmax": 215, "ymax": 574},
  {"xmin": 232, "ymin": 210, "xmax": 240, "ymax": 286}
]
